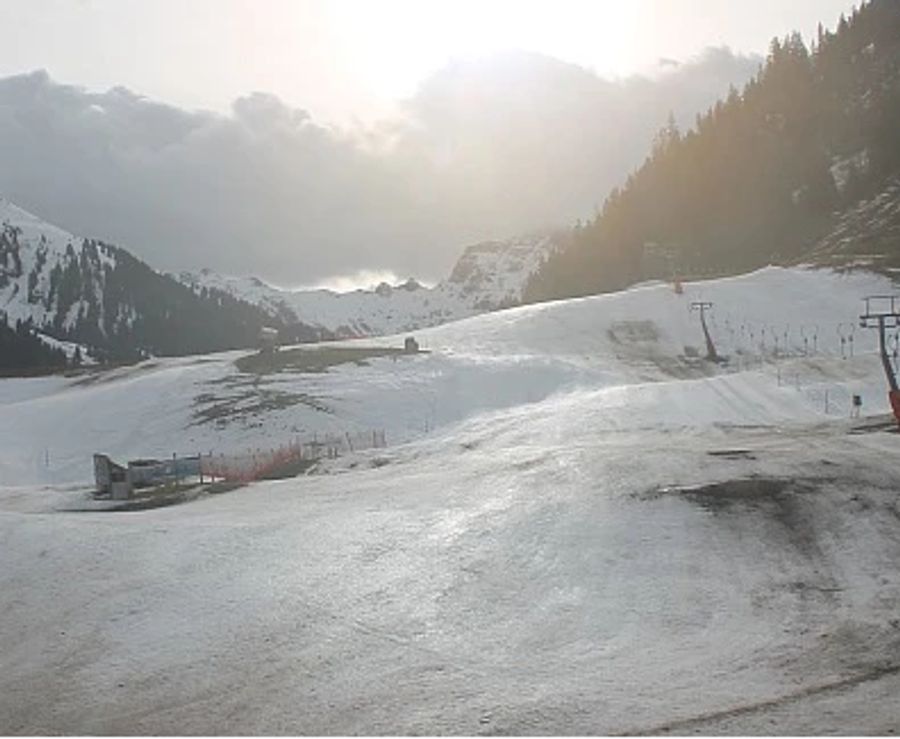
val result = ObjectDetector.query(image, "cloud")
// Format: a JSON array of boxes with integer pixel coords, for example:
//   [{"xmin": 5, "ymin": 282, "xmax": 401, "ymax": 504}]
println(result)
[
  {"xmin": 0, "ymin": 48, "xmax": 760, "ymax": 284},
  {"xmin": 292, "ymin": 269, "xmax": 405, "ymax": 293}
]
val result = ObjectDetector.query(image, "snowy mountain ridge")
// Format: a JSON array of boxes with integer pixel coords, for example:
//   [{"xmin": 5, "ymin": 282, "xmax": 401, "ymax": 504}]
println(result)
[
  {"xmin": 175, "ymin": 235, "xmax": 560, "ymax": 338},
  {"xmin": 2, "ymin": 195, "xmax": 560, "ymax": 361},
  {"xmin": 0, "ymin": 197, "xmax": 123, "ymax": 334},
  {"xmin": 0, "ymin": 198, "xmax": 315, "ymax": 363}
]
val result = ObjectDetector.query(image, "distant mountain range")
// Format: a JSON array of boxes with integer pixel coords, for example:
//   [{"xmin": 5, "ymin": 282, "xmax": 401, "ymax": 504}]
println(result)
[
  {"xmin": 0, "ymin": 198, "xmax": 557, "ymax": 369},
  {"xmin": 173, "ymin": 235, "xmax": 558, "ymax": 338}
]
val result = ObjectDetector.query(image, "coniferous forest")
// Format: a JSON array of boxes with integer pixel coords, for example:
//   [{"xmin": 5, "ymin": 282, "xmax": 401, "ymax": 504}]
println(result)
[
  {"xmin": 525, "ymin": 0, "xmax": 900, "ymax": 302},
  {"xmin": 0, "ymin": 226, "xmax": 328, "ymax": 370},
  {"xmin": 0, "ymin": 314, "xmax": 68, "ymax": 372}
]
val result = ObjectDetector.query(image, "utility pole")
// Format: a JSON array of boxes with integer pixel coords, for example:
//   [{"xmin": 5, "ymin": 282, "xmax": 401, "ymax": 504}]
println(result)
[
  {"xmin": 860, "ymin": 295, "xmax": 900, "ymax": 427},
  {"xmin": 690, "ymin": 301, "xmax": 719, "ymax": 362}
]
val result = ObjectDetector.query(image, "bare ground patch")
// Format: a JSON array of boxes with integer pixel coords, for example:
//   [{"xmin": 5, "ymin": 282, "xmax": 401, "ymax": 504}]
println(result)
[
  {"xmin": 191, "ymin": 388, "xmax": 331, "ymax": 429},
  {"xmin": 235, "ymin": 345, "xmax": 426, "ymax": 375}
]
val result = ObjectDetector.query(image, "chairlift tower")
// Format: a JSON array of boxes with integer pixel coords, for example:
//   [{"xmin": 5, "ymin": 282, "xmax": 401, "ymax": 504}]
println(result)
[
  {"xmin": 643, "ymin": 241, "xmax": 683, "ymax": 293},
  {"xmin": 859, "ymin": 295, "xmax": 900, "ymax": 426},
  {"xmin": 690, "ymin": 301, "xmax": 719, "ymax": 362}
]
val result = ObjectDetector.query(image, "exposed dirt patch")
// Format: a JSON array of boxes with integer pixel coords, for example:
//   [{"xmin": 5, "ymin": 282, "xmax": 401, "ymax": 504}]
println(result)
[
  {"xmin": 191, "ymin": 388, "xmax": 331, "ymax": 429},
  {"xmin": 69, "ymin": 480, "xmax": 253, "ymax": 512},
  {"xmin": 257, "ymin": 457, "xmax": 316, "ymax": 480},
  {"xmin": 235, "ymin": 345, "xmax": 426, "ymax": 375},
  {"xmin": 98, "ymin": 489, "xmax": 194, "ymax": 511},
  {"xmin": 607, "ymin": 320, "xmax": 659, "ymax": 344},
  {"xmin": 648, "ymin": 476, "xmax": 819, "ymax": 510},
  {"xmin": 643, "ymin": 476, "xmax": 828, "ymax": 558},
  {"xmin": 645, "ymin": 354, "xmax": 717, "ymax": 380},
  {"xmin": 67, "ymin": 361, "xmax": 158, "ymax": 387},
  {"xmin": 604, "ymin": 326, "xmax": 714, "ymax": 381},
  {"xmin": 848, "ymin": 416, "xmax": 900, "ymax": 435},
  {"xmin": 714, "ymin": 422, "xmax": 777, "ymax": 431},
  {"xmin": 707, "ymin": 448, "xmax": 758, "ymax": 460}
]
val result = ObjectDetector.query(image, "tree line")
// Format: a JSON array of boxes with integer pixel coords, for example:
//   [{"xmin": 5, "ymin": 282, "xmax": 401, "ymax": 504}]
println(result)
[
  {"xmin": 525, "ymin": 0, "xmax": 900, "ymax": 302},
  {"xmin": 0, "ymin": 313, "xmax": 73, "ymax": 372}
]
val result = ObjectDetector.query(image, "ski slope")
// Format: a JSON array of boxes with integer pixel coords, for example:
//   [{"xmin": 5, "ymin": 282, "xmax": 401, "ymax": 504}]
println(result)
[
  {"xmin": 0, "ymin": 265, "xmax": 894, "ymax": 487},
  {"xmin": 2, "ymin": 266, "xmax": 900, "ymax": 734}
]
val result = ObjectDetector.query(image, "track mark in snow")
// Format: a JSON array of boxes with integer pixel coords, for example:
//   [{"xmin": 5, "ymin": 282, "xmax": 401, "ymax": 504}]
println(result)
[
  {"xmin": 707, "ymin": 448, "xmax": 757, "ymax": 460},
  {"xmin": 625, "ymin": 661, "xmax": 900, "ymax": 735}
]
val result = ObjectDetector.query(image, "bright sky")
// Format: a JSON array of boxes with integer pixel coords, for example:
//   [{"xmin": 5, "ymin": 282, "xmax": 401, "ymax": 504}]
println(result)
[{"xmin": 2, "ymin": 0, "xmax": 859, "ymax": 123}]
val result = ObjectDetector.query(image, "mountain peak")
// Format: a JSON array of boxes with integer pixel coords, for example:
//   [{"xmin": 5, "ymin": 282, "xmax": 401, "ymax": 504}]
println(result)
[
  {"xmin": 173, "ymin": 234, "xmax": 559, "ymax": 339},
  {"xmin": 0, "ymin": 197, "xmax": 78, "ymax": 252}
]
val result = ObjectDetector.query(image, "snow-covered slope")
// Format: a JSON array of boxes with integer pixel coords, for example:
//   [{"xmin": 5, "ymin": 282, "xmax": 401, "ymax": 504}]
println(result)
[
  {"xmin": 176, "ymin": 235, "xmax": 559, "ymax": 338},
  {"xmin": 0, "ymin": 198, "xmax": 120, "ymax": 331},
  {"xmin": 3, "ymin": 265, "xmax": 900, "ymax": 735},
  {"xmin": 1, "ymin": 264, "xmax": 896, "ymax": 486},
  {"xmin": 0, "ymin": 198, "xmax": 316, "ymax": 362}
]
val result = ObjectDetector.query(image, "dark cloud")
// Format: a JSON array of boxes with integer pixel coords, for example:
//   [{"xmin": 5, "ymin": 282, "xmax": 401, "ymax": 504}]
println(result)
[{"xmin": 0, "ymin": 48, "xmax": 760, "ymax": 284}]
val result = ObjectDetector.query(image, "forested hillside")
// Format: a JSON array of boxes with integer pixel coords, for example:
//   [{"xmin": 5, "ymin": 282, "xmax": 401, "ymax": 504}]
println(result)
[
  {"xmin": 0, "ymin": 314, "xmax": 68, "ymax": 372},
  {"xmin": 525, "ymin": 0, "xmax": 900, "ymax": 302},
  {"xmin": 1, "ymin": 199, "xmax": 325, "ymax": 368}
]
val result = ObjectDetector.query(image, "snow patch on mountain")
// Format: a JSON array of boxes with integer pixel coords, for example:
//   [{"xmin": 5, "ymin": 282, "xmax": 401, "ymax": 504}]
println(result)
[
  {"xmin": 34, "ymin": 331, "xmax": 96, "ymax": 365},
  {"xmin": 829, "ymin": 149, "xmax": 870, "ymax": 194}
]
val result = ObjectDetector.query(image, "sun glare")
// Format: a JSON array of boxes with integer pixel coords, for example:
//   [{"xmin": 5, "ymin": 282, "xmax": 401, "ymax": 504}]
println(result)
[{"xmin": 330, "ymin": 0, "xmax": 642, "ymax": 101}]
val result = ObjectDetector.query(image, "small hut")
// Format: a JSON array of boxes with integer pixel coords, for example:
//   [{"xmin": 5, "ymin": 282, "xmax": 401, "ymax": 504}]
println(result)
[
  {"xmin": 259, "ymin": 326, "xmax": 280, "ymax": 354},
  {"xmin": 93, "ymin": 454, "xmax": 132, "ymax": 500}
]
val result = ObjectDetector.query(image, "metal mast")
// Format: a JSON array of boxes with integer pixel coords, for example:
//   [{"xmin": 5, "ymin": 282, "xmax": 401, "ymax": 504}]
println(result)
[
  {"xmin": 690, "ymin": 301, "xmax": 718, "ymax": 362},
  {"xmin": 860, "ymin": 295, "xmax": 900, "ymax": 426}
]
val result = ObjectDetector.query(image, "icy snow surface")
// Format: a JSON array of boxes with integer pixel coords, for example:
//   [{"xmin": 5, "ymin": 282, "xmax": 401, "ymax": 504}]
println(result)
[{"xmin": 2, "ymin": 265, "xmax": 900, "ymax": 734}]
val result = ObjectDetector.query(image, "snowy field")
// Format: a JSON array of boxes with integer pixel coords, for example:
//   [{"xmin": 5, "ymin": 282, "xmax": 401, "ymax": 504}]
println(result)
[{"xmin": 2, "ymin": 266, "xmax": 900, "ymax": 734}]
